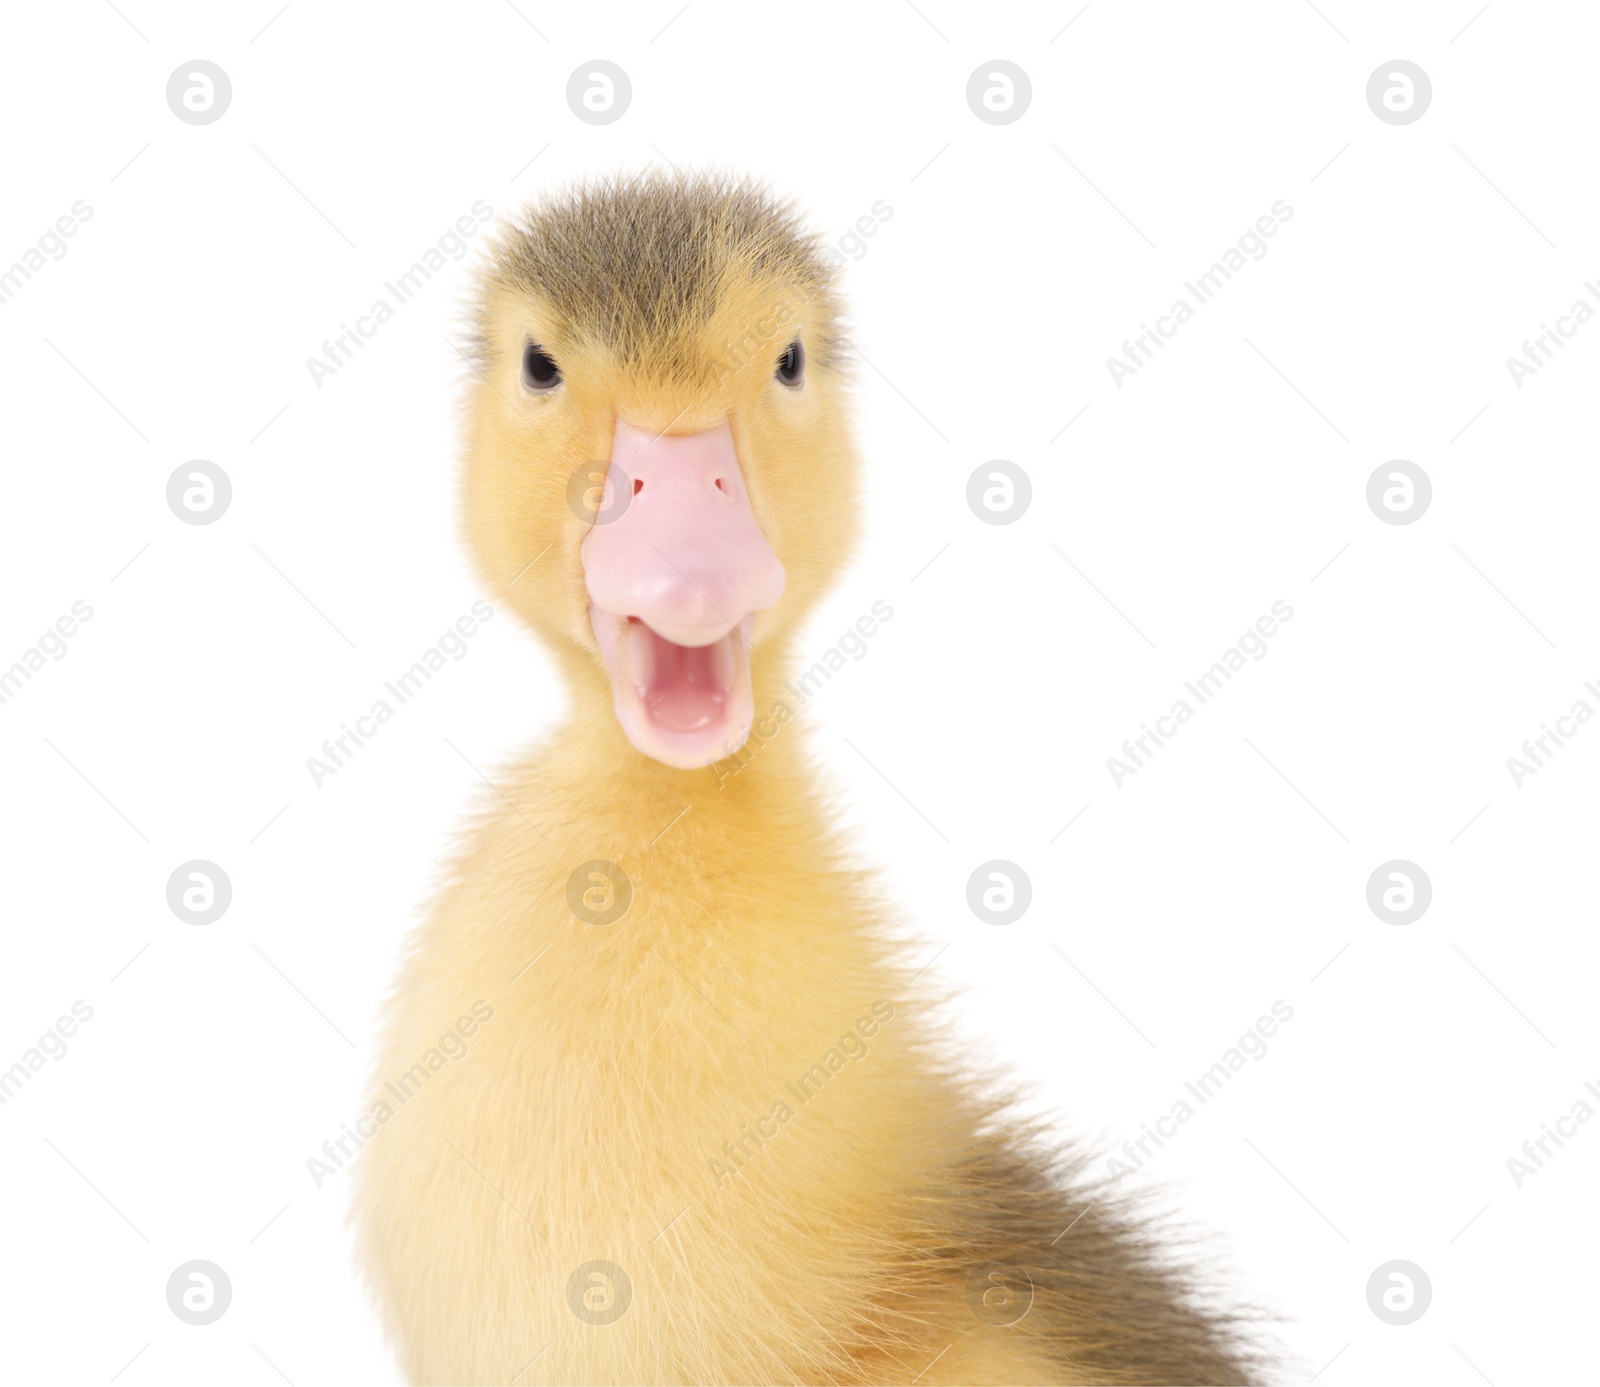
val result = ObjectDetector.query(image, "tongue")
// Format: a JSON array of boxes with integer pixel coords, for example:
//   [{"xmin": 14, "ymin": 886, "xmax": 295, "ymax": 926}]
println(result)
[{"xmin": 631, "ymin": 620, "xmax": 738, "ymax": 731}]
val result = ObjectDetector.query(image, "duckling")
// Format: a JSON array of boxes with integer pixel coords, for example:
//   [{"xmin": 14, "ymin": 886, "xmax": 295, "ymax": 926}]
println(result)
[{"xmin": 356, "ymin": 172, "xmax": 1262, "ymax": 1386}]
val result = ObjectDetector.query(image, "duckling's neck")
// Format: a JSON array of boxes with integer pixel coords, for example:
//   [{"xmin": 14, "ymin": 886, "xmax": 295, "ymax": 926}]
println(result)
[
  {"xmin": 488, "ymin": 652, "xmax": 882, "ymax": 1103},
  {"xmin": 544, "ymin": 646, "xmax": 825, "ymax": 851}
]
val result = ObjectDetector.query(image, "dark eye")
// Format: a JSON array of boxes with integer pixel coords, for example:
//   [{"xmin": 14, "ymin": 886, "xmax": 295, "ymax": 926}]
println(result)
[
  {"xmin": 522, "ymin": 341, "xmax": 562, "ymax": 390},
  {"xmin": 776, "ymin": 338, "xmax": 804, "ymax": 387}
]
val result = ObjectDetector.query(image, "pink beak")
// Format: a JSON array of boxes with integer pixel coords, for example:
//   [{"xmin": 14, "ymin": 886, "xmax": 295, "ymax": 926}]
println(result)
[{"xmin": 582, "ymin": 419, "xmax": 785, "ymax": 768}]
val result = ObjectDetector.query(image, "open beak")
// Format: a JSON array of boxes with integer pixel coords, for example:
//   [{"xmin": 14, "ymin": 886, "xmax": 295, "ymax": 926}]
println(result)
[{"xmin": 581, "ymin": 419, "xmax": 785, "ymax": 769}]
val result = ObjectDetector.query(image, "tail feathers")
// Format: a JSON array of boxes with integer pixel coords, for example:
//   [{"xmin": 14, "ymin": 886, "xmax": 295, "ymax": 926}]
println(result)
[{"xmin": 916, "ymin": 1140, "xmax": 1273, "ymax": 1385}]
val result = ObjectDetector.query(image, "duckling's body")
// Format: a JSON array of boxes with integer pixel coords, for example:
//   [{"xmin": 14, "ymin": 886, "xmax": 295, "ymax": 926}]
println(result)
[{"xmin": 357, "ymin": 175, "xmax": 1259, "ymax": 1385}]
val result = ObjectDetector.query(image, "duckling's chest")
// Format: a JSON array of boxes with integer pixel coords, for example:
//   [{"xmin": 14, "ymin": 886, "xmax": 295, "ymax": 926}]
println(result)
[{"xmin": 361, "ymin": 785, "xmax": 947, "ymax": 1382}]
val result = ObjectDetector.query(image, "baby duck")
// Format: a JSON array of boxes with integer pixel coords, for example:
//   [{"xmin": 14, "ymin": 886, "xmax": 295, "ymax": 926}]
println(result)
[{"xmin": 356, "ymin": 172, "xmax": 1260, "ymax": 1385}]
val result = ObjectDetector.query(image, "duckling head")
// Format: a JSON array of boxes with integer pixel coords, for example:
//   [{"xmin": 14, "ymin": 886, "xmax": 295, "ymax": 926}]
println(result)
[{"xmin": 464, "ymin": 172, "xmax": 858, "ymax": 769}]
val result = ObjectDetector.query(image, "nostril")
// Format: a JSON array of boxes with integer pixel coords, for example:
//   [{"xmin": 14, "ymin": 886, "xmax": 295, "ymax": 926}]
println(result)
[
  {"xmin": 714, "ymin": 477, "xmax": 728, "ymax": 494},
  {"xmin": 633, "ymin": 478, "xmax": 644, "ymax": 495}
]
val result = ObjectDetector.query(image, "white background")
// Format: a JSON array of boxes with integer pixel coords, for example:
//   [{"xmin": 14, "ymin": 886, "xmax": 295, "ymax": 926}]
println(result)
[{"xmin": 1, "ymin": 1, "xmax": 1595, "ymax": 1382}]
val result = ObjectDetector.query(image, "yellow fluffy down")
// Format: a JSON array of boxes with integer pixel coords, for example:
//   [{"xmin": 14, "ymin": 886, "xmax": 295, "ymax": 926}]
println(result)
[{"xmin": 355, "ymin": 173, "xmax": 1265, "ymax": 1385}]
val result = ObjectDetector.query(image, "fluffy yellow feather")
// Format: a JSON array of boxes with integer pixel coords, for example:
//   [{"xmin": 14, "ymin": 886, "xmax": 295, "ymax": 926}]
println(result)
[{"xmin": 355, "ymin": 172, "xmax": 1262, "ymax": 1385}]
